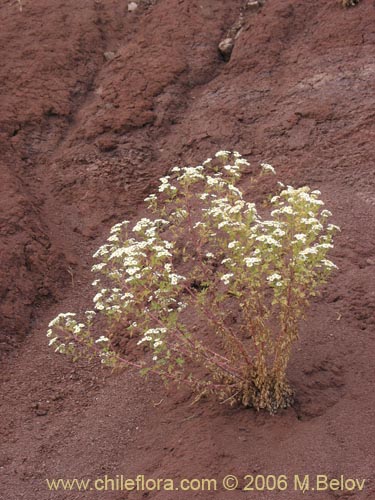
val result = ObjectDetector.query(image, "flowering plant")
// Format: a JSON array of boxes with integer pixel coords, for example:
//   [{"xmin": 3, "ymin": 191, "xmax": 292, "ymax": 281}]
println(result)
[{"xmin": 47, "ymin": 151, "xmax": 339, "ymax": 412}]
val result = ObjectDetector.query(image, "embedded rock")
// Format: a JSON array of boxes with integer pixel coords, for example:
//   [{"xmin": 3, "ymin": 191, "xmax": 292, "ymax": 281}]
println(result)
[
  {"xmin": 128, "ymin": 2, "xmax": 138, "ymax": 12},
  {"xmin": 218, "ymin": 38, "xmax": 234, "ymax": 61},
  {"xmin": 245, "ymin": 0, "xmax": 264, "ymax": 10}
]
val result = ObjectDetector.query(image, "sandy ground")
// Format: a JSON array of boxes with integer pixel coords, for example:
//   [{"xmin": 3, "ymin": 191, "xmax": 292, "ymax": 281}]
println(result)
[{"xmin": 0, "ymin": 1, "xmax": 374, "ymax": 499}]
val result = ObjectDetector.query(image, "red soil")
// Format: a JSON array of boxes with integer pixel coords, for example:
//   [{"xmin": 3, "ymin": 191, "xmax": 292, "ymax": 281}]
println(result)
[{"xmin": 0, "ymin": 0, "xmax": 374, "ymax": 499}]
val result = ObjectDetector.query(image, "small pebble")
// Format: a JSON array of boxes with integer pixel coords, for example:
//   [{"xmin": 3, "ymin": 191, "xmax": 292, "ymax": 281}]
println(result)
[
  {"xmin": 104, "ymin": 51, "xmax": 116, "ymax": 62},
  {"xmin": 128, "ymin": 2, "xmax": 138, "ymax": 12},
  {"xmin": 246, "ymin": 0, "xmax": 263, "ymax": 10}
]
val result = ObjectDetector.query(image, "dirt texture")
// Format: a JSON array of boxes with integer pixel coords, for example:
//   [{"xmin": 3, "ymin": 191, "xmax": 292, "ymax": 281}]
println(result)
[{"xmin": 0, "ymin": 0, "xmax": 374, "ymax": 499}]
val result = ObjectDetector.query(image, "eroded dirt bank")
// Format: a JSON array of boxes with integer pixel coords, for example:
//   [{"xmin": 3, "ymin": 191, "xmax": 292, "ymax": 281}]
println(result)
[{"xmin": 0, "ymin": 1, "xmax": 374, "ymax": 499}]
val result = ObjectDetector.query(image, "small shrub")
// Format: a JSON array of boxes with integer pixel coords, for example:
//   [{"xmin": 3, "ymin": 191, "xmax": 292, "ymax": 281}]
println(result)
[{"xmin": 47, "ymin": 152, "xmax": 339, "ymax": 413}]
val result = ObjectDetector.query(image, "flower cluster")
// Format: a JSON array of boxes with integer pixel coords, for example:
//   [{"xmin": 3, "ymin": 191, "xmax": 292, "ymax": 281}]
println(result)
[{"xmin": 47, "ymin": 152, "xmax": 339, "ymax": 413}]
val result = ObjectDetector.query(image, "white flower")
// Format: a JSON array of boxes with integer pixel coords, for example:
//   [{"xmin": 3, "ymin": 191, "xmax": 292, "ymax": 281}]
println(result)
[
  {"xmin": 93, "ymin": 245, "xmax": 110, "ymax": 258},
  {"xmin": 261, "ymin": 163, "xmax": 276, "ymax": 175},
  {"xmin": 301, "ymin": 217, "xmax": 319, "ymax": 225},
  {"xmin": 311, "ymin": 223, "xmax": 323, "ymax": 232},
  {"xmin": 93, "ymin": 292, "xmax": 103, "ymax": 302},
  {"xmin": 215, "ymin": 150, "xmax": 231, "ymax": 158},
  {"xmin": 145, "ymin": 228, "xmax": 156, "ymax": 237},
  {"xmin": 73, "ymin": 324, "xmax": 85, "ymax": 334},
  {"xmin": 48, "ymin": 312, "xmax": 76, "ymax": 328},
  {"xmin": 144, "ymin": 193, "xmax": 157, "ymax": 203},
  {"xmin": 99, "ymin": 351, "xmax": 112, "ymax": 364},
  {"xmin": 300, "ymin": 247, "xmax": 318, "ymax": 256},
  {"xmin": 108, "ymin": 248, "xmax": 126, "ymax": 260},
  {"xmin": 227, "ymin": 184, "xmax": 243, "ymax": 198},
  {"xmin": 221, "ymin": 258, "xmax": 232, "ymax": 264},
  {"xmin": 205, "ymin": 252, "xmax": 215, "ymax": 259},
  {"xmin": 318, "ymin": 243, "xmax": 334, "ymax": 249},
  {"xmin": 298, "ymin": 192, "xmax": 313, "ymax": 202},
  {"xmin": 244, "ymin": 202, "xmax": 257, "ymax": 215},
  {"xmin": 294, "ymin": 234, "xmax": 306, "ymax": 242},
  {"xmin": 321, "ymin": 209, "xmax": 332, "ymax": 217},
  {"xmin": 161, "ymin": 181, "xmax": 175, "ymax": 190},
  {"xmin": 280, "ymin": 206, "xmax": 295, "ymax": 215},
  {"xmin": 85, "ymin": 311, "xmax": 96, "ymax": 321},
  {"xmin": 228, "ymin": 200, "xmax": 245, "ymax": 214},
  {"xmin": 96, "ymin": 336, "xmax": 109, "ymax": 343},
  {"xmin": 221, "ymin": 273, "xmax": 234, "ymax": 285},
  {"xmin": 260, "ymin": 220, "xmax": 282, "ymax": 228},
  {"xmin": 107, "ymin": 305, "xmax": 120, "ymax": 312},
  {"xmin": 206, "ymin": 176, "xmax": 220, "ymax": 186},
  {"xmin": 174, "ymin": 209, "xmax": 187, "ymax": 219},
  {"xmin": 110, "ymin": 221, "xmax": 130, "ymax": 234},
  {"xmin": 48, "ymin": 318, "xmax": 58, "ymax": 329},
  {"xmin": 223, "ymin": 163, "xmax": 241, "ymax": 176},
  {"xmin": 228, "ymin": 241, "xmax": 238, "ymax": 249},
  {"xmin": 48, "ymin": 337, "xmax": 58, "ymax": 346},
  {"xmin": 267, "ymin": 273, "xmax": 282, "ymax": 283},
  {"xmin": 281, "ymin": 185, "xmax": 296, "ymax": 195},
  {"xmin": 91, "ymin": 263, "xmax": 106, "ymax": 272},
  {"xmin": 255, "ymin": 235, "xmax": 282, "ymax": 247},
  {"xmin": 137, "ymin": 336, "xmax": 151, "ymax": 345},
  {"xmin": 321, "ymin": 259, "xmax": 338, "ymax": 269},
  {"xmin": 170, "ymin": 273, "xmax": 185, "ymax": 285},
  {"xmin": 178, "ymin": 166, "xmax": 205, "ymax": 181},
  {"xmin": 311, "ymin": 198, "xmax": 324, "ymax": 206},
  {"xmin": 244, "ymin": 257, "xmax": 261, "ymax": 267},
  {"xmin": 235, "ymin": 158, "xmax": 250, "ymax": 167},
  {"xmin": 270, "ymin": 209, "xmax": 281, "ymax": 216},
  {"xmin": 327, "ymin": 224, "xmax": 340, "ymax": 232},
  {"xmin": 123, "ymin": 256, "xmax": 138, "ymax": 267},
  {"xmin": 127, "ymin": 266, "xmax": 140, "ymax": 276},
  {"xmin": 155, "ymin": 248, "xmax": 172, "ymax": 258},
  {"xmin": 132, "ymin": 218, "xmax": 152, "ymax": 232},
  {"xmin": 144, "ymin": 327, "xmax": 167, "ymax": 337}
]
